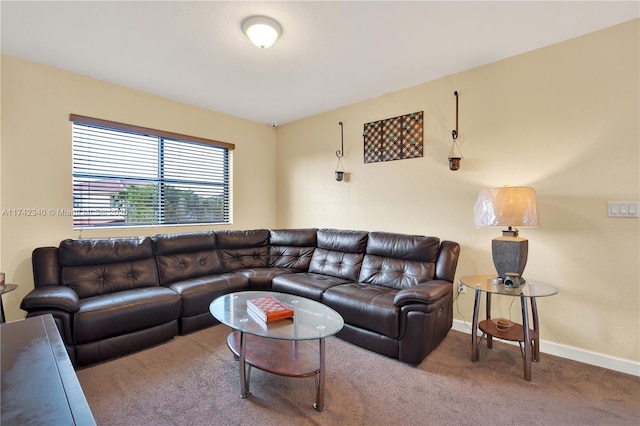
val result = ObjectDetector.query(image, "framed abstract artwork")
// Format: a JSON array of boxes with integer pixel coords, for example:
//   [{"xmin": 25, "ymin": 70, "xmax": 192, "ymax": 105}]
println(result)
[{"xmin": 363, "ymin": 111, "xmax": 423, "ymax": 163}]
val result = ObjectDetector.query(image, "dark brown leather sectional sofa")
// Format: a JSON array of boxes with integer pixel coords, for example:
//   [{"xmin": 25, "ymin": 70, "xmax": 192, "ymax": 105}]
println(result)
[{"xmin": 21, "ymin": 228, "xmax": 460, "ymax": 367}]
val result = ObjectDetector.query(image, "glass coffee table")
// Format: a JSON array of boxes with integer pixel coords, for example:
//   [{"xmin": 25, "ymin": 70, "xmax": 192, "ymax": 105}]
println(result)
[{"xmin": 209, "ymin": 291, "xmax": 344, "ymax": 411}]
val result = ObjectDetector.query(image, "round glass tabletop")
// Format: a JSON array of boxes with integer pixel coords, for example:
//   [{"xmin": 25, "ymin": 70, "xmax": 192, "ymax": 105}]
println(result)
[
  {"xmin": 210, "ymin": 291, "xmax": 344, "ymax": 341},
  {"xmin": 459, "ymin": 274, "xmax": 558, "ymax": 298}
]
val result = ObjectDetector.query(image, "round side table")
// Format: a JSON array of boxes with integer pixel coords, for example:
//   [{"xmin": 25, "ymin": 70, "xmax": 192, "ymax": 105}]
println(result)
[
  {"xmin": 459, "ymin": 275, "xmax": 558, "ymax": 381},
  {"xmin": 0, "ymin": 284, "xmax": 18, "ymax": 323}
]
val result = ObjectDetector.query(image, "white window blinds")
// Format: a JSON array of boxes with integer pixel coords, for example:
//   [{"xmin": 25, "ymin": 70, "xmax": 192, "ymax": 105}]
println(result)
[{"xmin": 71, "ymin": 115, "xmax": 233, "ymax": 228}]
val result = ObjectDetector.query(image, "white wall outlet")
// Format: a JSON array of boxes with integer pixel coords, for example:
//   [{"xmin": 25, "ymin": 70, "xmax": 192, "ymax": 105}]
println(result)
[
  {"xmin": 608, "ymin": 201, "xmax": 640, "ymax": 218},
  {"xmin": 457, "ymin": 282, "xmax": 466, "ymax": 294}
]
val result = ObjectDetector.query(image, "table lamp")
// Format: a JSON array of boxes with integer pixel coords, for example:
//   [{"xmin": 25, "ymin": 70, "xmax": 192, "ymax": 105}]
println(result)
[{"xmin": 474, "ymin": 186, "xmax": 540, "ymax": 281}]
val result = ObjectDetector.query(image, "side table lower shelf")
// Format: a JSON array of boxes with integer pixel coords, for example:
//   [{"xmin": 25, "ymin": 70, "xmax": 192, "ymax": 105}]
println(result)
[{"xmin": 478, "ymin": 320, "xmax": 538, "ymax": 343}]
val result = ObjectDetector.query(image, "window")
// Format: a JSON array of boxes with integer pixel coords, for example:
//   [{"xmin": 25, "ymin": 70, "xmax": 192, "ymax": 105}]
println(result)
[{"xmin": 70, "ymin": 114, "xmax": 233, "ymax": 228}]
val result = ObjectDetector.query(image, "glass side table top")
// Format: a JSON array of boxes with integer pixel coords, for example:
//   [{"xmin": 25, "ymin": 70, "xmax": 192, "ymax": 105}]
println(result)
[
  {"xmin": 459, "ymin": 274, "xmax": 558, "ymax": 298},
  {"xmin": 210, "ymin": 291, "xmax": 344, "ymax": 341},
  {"xmin": 0, "ymin": 284, "xmax": 18, "ymax": 295}
]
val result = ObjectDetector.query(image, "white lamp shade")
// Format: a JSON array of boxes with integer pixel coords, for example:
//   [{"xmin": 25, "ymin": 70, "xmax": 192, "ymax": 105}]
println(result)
[
  {"xmin": 242, "ymin": 16, "xmax": 282, "ymax": 49},
  {"xmin": 474, "ymin": 186, "xmax": 540, "ymax": 228}
]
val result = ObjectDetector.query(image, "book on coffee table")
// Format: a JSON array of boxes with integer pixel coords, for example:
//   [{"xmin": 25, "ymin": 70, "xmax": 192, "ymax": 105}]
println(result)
[
  {"xmin": 246, "ymin": 308, "xmax": 269, "ymax": 329},
  {"xmin": 247, "ymin": 295, "xmax": 294, "ymax": 323}
]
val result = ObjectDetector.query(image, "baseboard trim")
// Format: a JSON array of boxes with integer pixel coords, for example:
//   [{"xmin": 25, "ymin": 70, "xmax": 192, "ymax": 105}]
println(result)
[{"xmin": 452, "ymin": 319, "xmax": 640, "ymax": 377}]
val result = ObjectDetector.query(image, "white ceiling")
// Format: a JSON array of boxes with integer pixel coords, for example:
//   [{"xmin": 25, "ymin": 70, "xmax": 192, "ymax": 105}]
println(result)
[{"xmin": 1, "ymin": 1, "xmax": 638, "ymax": 126}]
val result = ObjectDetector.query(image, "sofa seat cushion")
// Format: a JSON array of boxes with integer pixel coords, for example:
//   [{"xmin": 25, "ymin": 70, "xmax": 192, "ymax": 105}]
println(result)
[
  {"xmin": 271, "ymin": 273, "xmax": 351, "ymax": 301},
  {"xmin": 322, "ymin": 283, "xmax": 399, "ymax": 339},
  {"xmin": 168, "ymin": 273, "xmax": 249, "ymax": 317},
  {"xmin": 235, "ymin": 268, "xmax": 296, "ymax": 290},
  {"xmin": 74, "ymin": 287, "xmax": 181, "ymax": 344}
]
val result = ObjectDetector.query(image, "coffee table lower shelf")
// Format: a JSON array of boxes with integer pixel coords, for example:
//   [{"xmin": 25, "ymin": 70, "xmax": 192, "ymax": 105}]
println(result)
[{"xmin": 226, "ymin": 331, "xmax": 320, "ymax": 378}]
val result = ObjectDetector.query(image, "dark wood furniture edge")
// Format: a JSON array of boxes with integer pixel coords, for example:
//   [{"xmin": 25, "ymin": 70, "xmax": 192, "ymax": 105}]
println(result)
[
  {"xmin": 227, "ymin": 331, "xmax": 320, "ymax": 378},
  {"xmin": 479, "ymin": 319, "xmax": 538, "ymax": 342}
]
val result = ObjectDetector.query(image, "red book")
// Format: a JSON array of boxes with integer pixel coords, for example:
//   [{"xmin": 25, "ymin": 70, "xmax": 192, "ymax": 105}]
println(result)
[{"xmin": 247, "ymin": 295, "xmax": 294, "ymax": 323}]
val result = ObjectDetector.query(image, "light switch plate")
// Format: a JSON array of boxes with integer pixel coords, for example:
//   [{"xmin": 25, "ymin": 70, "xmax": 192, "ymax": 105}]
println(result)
[{"xmin": 608, "ymin": 201, "xmax": 640, "ymax": 218}]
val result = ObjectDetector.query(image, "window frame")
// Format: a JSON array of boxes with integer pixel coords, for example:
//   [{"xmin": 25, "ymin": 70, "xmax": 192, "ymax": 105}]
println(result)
[{"xmin": 70, "ymin": 114, "xmax": 234, "ymax": 229}]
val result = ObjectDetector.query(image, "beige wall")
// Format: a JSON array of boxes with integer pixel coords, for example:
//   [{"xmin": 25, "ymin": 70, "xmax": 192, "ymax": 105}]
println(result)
[
  {"xmin": 0, "ymin": 55, "xmax": 278, "ymax": 321},
  {"xmin": 1, "ymin": 20, "xmax": 638, "ymax": 367},
  {"xmin": 276, "ymin": 20, "xmax": 639, "ymax": 364}
]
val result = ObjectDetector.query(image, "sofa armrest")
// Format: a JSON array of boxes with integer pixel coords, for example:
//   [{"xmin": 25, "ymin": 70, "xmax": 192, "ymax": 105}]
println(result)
[
  {"xmin": 435, "ymin": 240, "xmax": 460, "ymax": 282},
  {"xmin": 32, "ymin": 246, "xmax": 61, "ymax": 287},
  {"xmin": 20, "ymin": 286, "xmax": 80, "ymax": 313},
  {"xmin": 393, "ymin": 281, "xmax": 452, "ymax": 307}
]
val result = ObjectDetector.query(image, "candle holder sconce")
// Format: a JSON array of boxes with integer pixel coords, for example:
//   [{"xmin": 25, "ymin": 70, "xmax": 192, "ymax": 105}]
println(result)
[
  {"xmin": 335, "ymin": 121, "xmax": 346, "ymax": 181},
  {"xmin": 449, "ymin": 91, "xmax": 463, "ymax": 171}
]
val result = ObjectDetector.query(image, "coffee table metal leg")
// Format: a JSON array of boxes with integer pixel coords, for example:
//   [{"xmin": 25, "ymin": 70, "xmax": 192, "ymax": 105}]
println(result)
[
  {"xmin": 313, "ymin": 337, "xmax": 326, "ymax": 411},
  {"xmin": 239, "ymin": 331, "xmax": 251, "ymax": 398}
]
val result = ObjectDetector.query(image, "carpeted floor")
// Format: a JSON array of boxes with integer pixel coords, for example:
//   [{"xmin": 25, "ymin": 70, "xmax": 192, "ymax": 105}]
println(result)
[{"xmin": 76, "ymin": 325, "xmax": 639, "ymax": 425}]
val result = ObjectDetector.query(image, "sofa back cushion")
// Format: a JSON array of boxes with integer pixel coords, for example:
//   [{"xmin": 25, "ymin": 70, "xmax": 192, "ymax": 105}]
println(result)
[
  {"xmin": 269, "ymin": 228, "xmax": 317, "ymax": 271},
  {"xmin": 59, "ymin": 237, "xmax": 159, "ymax": 298},
  {"xmin": 152, "ymin": 232, "xmax": 223, "ymax": 286},
  {"xmin": 358, "ymin": 232, "xmax": 440, "ymax": 289},
  {"xmin": 308, "ymin": 229, "xmax": 368, "ymax": 281},
  {"xmin": 217, "ymin": 229, "xmax": 270, "ymax": 271}
]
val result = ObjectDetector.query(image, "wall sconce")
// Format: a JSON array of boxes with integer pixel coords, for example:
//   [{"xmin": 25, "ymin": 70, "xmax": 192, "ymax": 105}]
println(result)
[
  {"xmin": 474, "ymin": 186, "xmax": 541, "ymax": 282},
  {"xmin": 449, "ymin": 91, "xmax": 463, "ymax": 171},
  {"xmin": 335, "ymin": 121, "xmax": 345, "ymax": 181}
]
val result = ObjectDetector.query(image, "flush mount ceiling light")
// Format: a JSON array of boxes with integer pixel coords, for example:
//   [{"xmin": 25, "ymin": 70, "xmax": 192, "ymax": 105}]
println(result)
[{"xmin": 242, "ymin": 16, "xmax": 282, "ymax": 49}]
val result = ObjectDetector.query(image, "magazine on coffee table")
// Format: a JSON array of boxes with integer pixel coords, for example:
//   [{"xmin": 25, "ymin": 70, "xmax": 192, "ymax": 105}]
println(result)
[{"xmin": 247, "ymin": 295, "xmax": 294, "ymax": 323}]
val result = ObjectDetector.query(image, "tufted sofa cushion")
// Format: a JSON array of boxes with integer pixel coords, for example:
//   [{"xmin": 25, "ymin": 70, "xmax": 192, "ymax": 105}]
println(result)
[
  {"xmin": 152, "ymin": 231, "xmax": 223, "ymax": 286},
  {"xmin": 358, "ymin": 232, "xmax": 440, "ymax": 290},
  {"xmin": 365, "ymin": 231, "xmax": 440, "ymax": 261},
  {"xmin": 217, "ymin": 229, "xmax": 270, "ymax": 271},
  {"xmin": 59, "ymin": 237, "xmax": 159, "ymax": 299},
  {"xmin": 269, "ymin": 228, "xmax": 317, "ymax": 270},
  {"xmin": 308, "ymin": 229, "xmax": 368, "ymax": 281}
]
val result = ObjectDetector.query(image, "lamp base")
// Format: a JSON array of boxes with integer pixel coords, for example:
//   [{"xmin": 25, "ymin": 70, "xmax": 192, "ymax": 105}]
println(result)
[{"xmin": 492, "ymin": 236, "xmax": 528, "ymax": 280}]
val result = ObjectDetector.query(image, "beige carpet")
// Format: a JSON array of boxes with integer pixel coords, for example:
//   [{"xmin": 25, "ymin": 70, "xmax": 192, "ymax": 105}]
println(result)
[{"xmin": 76, "ymin": 325, "xmax": 639, "ymax": 425}]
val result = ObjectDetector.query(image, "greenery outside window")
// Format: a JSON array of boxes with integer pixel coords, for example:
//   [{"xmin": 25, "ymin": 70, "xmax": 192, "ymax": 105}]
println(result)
[{"xmin": 70, "ymin": 114, "xmax": 233, "ymax": 228}]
